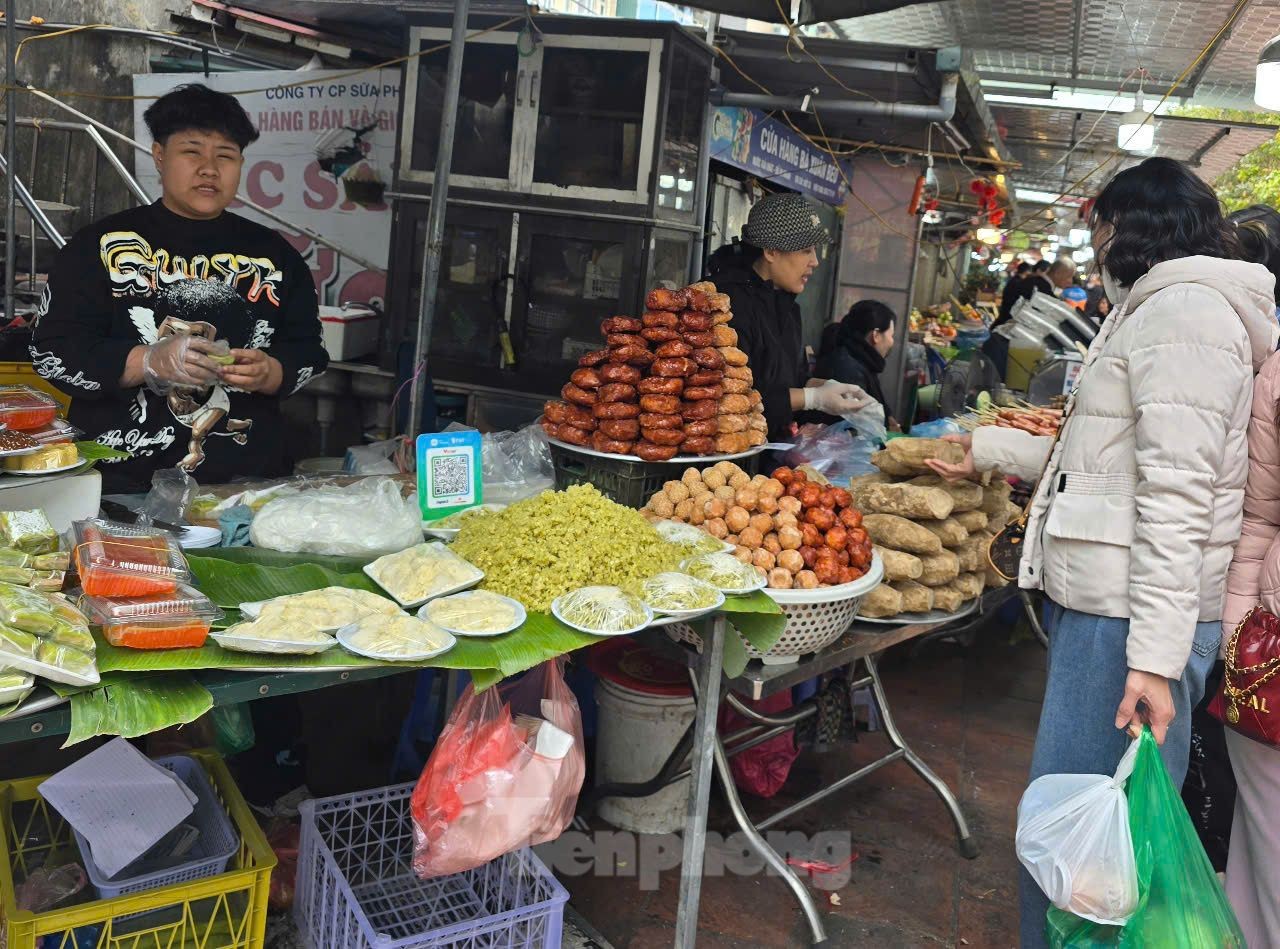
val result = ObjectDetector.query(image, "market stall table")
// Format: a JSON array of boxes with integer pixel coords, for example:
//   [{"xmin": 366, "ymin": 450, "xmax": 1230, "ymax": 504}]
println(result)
[{"xmin": 614, "ymin": 585, "xmax": 1016, "ymax": 947}]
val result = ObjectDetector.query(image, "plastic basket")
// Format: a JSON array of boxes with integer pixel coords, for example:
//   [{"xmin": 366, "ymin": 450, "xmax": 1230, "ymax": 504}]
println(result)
[
  {"xmin": 549, "ymin": 442, "xmax": 760, "ymax": 509},
  {"xmin": 296, "ymin": 782, "xmax": 568, "ymax": 949},
  {"xmin": 0, "ymin": 749, "xmax": 274, "ymax": 949},
  {"xmin": 72, "ymin": 755, "xmax": 241, "ymax": 900},
  {"xmin": 670, "ymin": 552, "xmax": 885, "ymax": 665}
]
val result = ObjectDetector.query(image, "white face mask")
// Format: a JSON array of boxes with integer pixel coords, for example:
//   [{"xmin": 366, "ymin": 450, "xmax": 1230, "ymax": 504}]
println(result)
[{"xmin": 1101, "ymin": 268, "xmax": 1129, "ymax": 310}]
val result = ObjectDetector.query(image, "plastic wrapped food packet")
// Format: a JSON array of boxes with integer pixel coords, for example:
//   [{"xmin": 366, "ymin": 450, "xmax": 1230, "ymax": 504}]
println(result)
[
  {"xmin": 0, "ymin": 566, "xmax": 35, "ymax": 585},
  {"xmin": 682, "ymin": 552, "xmax": 766, "ymax": 593},
  {"xmin": 28, "ymin": 570, "xmax": 65, "ymax": 592},
  {"xmin": 0, "ymin": 510, "xmax": 58, "ymax": 555},
  {"xmin": 35, "ymin": 642, "xmax": 96, "ymax": 681},
  {"xmin": 44, "ymin": 617, "xmax": 96, "ymax": 652},
  {"xmin": 0, "ymin": 624, "xmax": 38, "ymax": 657},
  {"xmin": 31, "ymin": 551, "xmax": 69, "ymax": 571},
  {"xmin": 641, "ymin": 572, "xmax": 724, "ymax": 614},
  {"xmin": 0, "ymin": 581, "xmax": 58, "ymax": 634},
  {"xmin": 552, "ymin": 586, "xmax": 653, "ymax": 635},
  {"xmin": 0, "ymin": 385, "xmax": 59, "ymax": 431},
  {"xmin": 0, "ymin": 549, "xmax": 30, "ymax": 568},
  {"xmin": 653, "ymin": 520, "xmax": 727, "ymax": 556},
  {"xmin": 0, "ymin": 667, "xmax": 34, "ymax": 705}
]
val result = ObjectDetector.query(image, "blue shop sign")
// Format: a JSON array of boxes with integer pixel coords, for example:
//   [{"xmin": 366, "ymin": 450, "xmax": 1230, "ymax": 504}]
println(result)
[{"xmin": 708, "ymin": 106, "xmax": 851, "ymax": 205}]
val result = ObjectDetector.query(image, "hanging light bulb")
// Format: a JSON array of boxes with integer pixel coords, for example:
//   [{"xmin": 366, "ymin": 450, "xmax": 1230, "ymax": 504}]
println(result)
[
  {"xmin": 1257, "ymin": 35, "xmax": 1280, "ymax": 111},
  {"xmin": 1118, "ymin": 87, "xmax": 1154, "ymax": 152}
]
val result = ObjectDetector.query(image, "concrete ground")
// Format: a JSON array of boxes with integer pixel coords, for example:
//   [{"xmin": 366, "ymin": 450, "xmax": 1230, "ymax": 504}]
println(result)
[{"xmin": 564, "ymin": 623, "xmax": 1045, "ymax": 948}]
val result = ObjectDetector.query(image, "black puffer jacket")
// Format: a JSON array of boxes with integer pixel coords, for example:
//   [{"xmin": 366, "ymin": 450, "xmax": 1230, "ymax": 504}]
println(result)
[{"xmin": 707, "ymin": 245, "xmax": 808, "ymax": 440}]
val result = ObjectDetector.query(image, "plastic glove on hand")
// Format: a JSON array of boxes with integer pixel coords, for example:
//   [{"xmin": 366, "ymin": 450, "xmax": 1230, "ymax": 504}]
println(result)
[
  {"xmin": 141, "ymin": 334, "xmax": 221, "ymax": 394},
  {"xmin": 806, "ymin": 381, "xmax": 873, "ymax": 415}
]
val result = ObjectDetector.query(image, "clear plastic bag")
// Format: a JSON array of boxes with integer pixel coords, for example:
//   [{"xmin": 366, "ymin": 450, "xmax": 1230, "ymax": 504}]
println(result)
[
  {"xmin": 411, "ymin": 660, "xmax": 585, "ymax": 878},
  {"xmin": 136, "ymin": 467, "xmax": 197, "ymax": 527},
  {"xmin": 784, "ymin": 422, "xmax": 879, "ymax": 482},
  {"xmin": 1046, "ymin": 728, "xmax": 1246, "ymax": 947},
  {"xmin": 482, "ymin": 424, "xmax": 554, "ymax": 505},
  {"xmin": 1017, "ymin": 739, "xmax": 1140, "ymax": 926},
  {"xmin": 249, "ymin": 477, "xmax": 423, "ymax": 557},
  {"xmin": 344, "ymin": 438, "xmax": 403, "ymax": 475}
]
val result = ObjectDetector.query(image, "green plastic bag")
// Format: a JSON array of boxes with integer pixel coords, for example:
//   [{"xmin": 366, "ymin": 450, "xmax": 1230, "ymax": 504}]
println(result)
[
  {"xmin": 1048, "ymin": 728, "xmax": 1245, "ymax": 948},
  {"xmin": 211, "ymin": 703, "xmax": 256, "ymax": 756}
]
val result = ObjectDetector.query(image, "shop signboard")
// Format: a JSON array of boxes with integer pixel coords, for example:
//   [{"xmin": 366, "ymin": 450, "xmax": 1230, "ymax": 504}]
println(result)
[
  {"xmin": 707, "ymin": 106, "xmax": 851, "ymax": 205},
  {"xmin": 132, "ymin": 70, "xmax": 399, "ymax": 309}
]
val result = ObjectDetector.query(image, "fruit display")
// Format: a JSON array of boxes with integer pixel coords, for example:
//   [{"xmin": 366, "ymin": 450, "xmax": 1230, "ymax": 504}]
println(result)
[
  {"xmin": 639, "ymin": 461, "xmax": 874, "ymax": 590},
  {"xmin": 540, "ymin": 281, "xmax": 768, "ymax": 460},
  {"xmin": 850, "ymin": 437, "xmax": 1022, "ymax": 620}
]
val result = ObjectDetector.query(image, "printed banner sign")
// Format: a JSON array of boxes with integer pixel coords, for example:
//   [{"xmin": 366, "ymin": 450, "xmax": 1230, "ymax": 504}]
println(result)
[
  {"xmin": 708, "ymin": 106, "xmax": 851, "ymax": 205},
  {"xmin": 132, "ymin": 70, "xmax": 399, "ymax": 309}
]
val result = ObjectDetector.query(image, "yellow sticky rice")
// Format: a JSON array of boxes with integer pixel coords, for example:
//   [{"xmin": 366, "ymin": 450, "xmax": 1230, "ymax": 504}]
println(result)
[{"xmin": 451, "ymin": 484, "xmax": 683, "ymax": 612}]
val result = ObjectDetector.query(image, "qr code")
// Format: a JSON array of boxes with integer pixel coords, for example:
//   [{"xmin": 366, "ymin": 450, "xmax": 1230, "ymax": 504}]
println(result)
[{"xmin": 431, "ymin": 454, "xmax": 471, "ymax": 499}]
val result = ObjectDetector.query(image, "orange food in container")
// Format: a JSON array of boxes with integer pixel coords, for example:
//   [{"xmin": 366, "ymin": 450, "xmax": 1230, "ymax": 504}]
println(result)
[
  {"xmin": 0, "ymin": 386, "xmax": 59, "ymax": 431},
  {"xmin": 79, "ymin": 583, "xmax": 223, "ymax": 650},
  {"xmin": 71, "ymin": 519, "xmax": 190, "ymax": 597}
]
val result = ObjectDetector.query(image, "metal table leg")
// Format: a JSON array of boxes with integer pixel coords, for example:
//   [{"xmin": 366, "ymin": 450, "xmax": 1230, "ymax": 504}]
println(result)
[
  {"xmin": 865, "ymin": 653, "xmax": 979, "ymax": 859},
  {"xmin": 708, "ymin": 724, "xmax": 827, "ymax": 944},
  {"xmin": 675, "ymin": 614, "xmax": 726, "ymax": 949}
]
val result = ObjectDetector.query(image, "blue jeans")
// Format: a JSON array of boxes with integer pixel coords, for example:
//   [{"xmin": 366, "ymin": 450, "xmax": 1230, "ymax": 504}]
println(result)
[{"xmin": 1018, "ymin": 602, "xmax": 1221, "ymax": 948}]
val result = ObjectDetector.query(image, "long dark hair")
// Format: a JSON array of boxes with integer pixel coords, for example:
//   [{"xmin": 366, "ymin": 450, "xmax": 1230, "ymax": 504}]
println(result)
[
  {"xmin": 1090, "ymin": 157, "xmax": 1240, "ymax": 287},
  {"xmin": 1231, "ymin": 204, "xmax": 1280, "ymax": 305}
]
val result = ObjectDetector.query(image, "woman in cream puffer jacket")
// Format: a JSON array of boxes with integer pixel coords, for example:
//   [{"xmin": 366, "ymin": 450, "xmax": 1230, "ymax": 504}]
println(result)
[{"xmin": 929, "ymin": 158, "xmax": 1279, "ymax": 949}]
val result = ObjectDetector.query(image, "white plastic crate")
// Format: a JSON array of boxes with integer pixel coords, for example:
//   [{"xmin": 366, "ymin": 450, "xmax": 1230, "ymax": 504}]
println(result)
[{"xmin": 295, "ymin": 782, "xmax": 568, "ymax": 949}]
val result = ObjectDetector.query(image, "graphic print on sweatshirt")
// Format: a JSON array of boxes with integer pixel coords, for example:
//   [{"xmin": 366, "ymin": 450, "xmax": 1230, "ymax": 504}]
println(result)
[
  {"xmin": 29, "ymin": 202, "xmax": 330, "ymax": 494},
  {"xmin": 94, "ymin": 231, "xmax": 276, "ymax": 472}
]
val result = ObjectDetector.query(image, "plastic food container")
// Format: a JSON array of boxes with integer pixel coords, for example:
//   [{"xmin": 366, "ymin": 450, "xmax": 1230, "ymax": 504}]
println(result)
[
  {"xmin": 79, "ymin": 584, "xmax": 223, "ymax": 650},
  {"xmin": 26, "ymin": 419, "xmax": 81, "ymax": 444},
  {"xmin": 72, "ymin": 519, "xmax": 190, "ymax": 597},
  {"xmin": 0, "ymin": 386, "xmax": 59, "ymax": 431}
]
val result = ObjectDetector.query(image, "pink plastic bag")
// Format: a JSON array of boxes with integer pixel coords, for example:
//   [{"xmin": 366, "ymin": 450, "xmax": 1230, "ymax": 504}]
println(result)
[{"xmin": 411, "ymin": 661, "xmax": 585, "ymax": 878}]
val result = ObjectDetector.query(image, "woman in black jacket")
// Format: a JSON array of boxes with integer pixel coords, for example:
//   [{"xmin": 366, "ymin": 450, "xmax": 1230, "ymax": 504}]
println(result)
[
  {"xmin": 706, "ymin": 192, "xmax": 869, "ymax": 441},
  {"xmin": 814, "ymin": 299, "xmax": 898, "ymax": 430}
]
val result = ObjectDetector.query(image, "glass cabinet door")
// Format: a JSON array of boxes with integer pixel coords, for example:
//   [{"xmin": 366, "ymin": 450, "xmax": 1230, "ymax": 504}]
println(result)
[
  {"xmin": 401, "ymin": 29, "xmax": 526, "ymax": 189},
  {"xmin": 403, "ymin": 208, "xmax": 511, "ymax": 375},
  {"xmin": 510, "ymin": 217, "xmax": 640, "ymax": 393},
  {"xmin": 656, "ymin": 46, "xmax": 708, "ymax": 220},
  {"xmin": 525, "ymin": 38, "xmax": 661, "ymax": 203}
]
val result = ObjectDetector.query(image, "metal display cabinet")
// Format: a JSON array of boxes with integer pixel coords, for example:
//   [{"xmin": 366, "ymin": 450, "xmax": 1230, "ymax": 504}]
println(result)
[{"xmin": 385, "ymin": 16, "xmax": 712, "ymax": 399}]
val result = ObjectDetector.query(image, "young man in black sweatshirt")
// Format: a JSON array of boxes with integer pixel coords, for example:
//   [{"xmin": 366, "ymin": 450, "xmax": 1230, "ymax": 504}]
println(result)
[{"xmin": 30, "ymin": 84, "xmax": 329, "ymax": 493}]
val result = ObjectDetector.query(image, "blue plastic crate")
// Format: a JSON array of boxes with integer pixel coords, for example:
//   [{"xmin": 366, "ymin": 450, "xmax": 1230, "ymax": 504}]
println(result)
[
  {"xmin": 71, "ymin": 754, "xmax": 240, "ymax": 900},
  {"xmin": 296, "ymin": 782, "xmax": 568, "ymax": 949}
]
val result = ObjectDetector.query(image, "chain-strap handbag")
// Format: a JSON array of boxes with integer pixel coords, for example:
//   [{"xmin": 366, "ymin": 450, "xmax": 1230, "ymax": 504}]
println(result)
[{"xmin": 1208, "ymin": 606, "xmax": 1280, "ymax": 746}]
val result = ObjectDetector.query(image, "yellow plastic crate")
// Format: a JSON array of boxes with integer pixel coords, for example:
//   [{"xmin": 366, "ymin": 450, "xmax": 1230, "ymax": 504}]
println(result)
[
  {"xmin": 0, "ymin": 362, "xmax": 71, "ymax": 415},
  {"xmin": 0, "ymin": 749, "xmax": 275, "ymax": 949}
]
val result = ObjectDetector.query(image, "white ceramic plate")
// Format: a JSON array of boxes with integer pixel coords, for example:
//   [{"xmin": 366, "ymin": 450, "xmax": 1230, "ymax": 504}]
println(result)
[
  {"xmin": 551, "ymin": 592, "xmax": 655, "ymax": 638},
  {"xmin": 210, "ymin": 632, "xmax": 339, "ymax": 655},
  {"xmin": 336, "ymin": 621, "xmax": 457, "ymax": 662},
  {"xmin": 3, "ymin": 457, "xmax": 84, "ymax": 477},
  {"xmin": 419, "ymin": 591, "xmax": 527, "ymax": 637}
]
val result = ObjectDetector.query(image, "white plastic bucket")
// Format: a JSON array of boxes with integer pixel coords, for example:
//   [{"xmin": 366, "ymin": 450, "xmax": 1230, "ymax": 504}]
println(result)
[{"xmin": 594, "ymin": 677, "xmax": 696, "ymax": 835}]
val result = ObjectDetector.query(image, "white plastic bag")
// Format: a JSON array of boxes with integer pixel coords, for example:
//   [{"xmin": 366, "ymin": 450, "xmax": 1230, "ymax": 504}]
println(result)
[
  {"xmin": 249, "ymin": 478, "xmax": 423, "ymax": 557},
  {"xmin": 1016, "ymin": 740, "xmax": 1140, "ymax": 926},
  {"xmin": 841, "ymin": 398, "xmax": 888, "ymax": 444}
]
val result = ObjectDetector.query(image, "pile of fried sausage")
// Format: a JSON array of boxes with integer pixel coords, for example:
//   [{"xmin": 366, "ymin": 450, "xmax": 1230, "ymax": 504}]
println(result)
[{"xmin": 542, "ymin": 282, "xmax": 769, "ymax": 461}]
